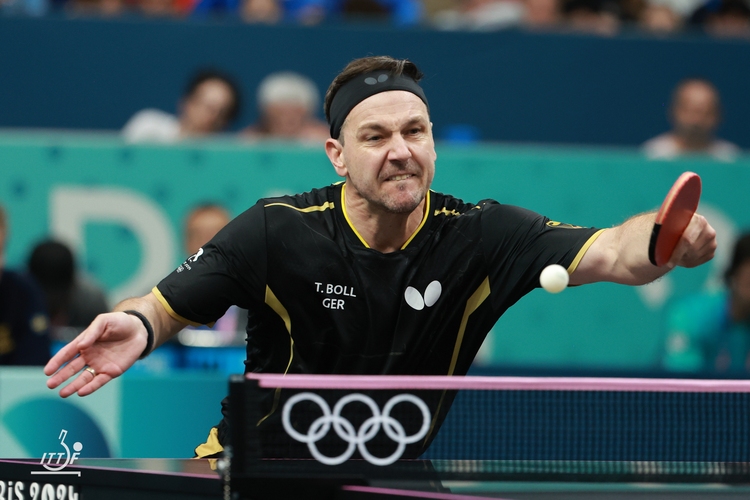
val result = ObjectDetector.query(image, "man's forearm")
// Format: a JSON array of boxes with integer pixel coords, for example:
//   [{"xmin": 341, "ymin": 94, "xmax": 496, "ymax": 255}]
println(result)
[
  {"xmin": 573, "ymin": 212, "xmax": 668, "ymax": 286},
  {"xmin": 113, "ymin": 292, "xmax": 186, "ymax": 351},
  {"xmin": 605, "ymin": 212, "xmax": 668, "ymax": 284}
]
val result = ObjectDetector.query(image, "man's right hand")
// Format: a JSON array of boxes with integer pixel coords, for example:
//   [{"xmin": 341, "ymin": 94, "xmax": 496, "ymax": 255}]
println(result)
[{"xmin": 44, "ymin": 311, "xmax": 149, "ymax": 397}]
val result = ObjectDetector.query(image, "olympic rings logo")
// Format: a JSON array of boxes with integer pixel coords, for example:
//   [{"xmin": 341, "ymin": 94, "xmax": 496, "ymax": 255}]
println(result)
[{"xmin": 281, "ymin": 392, "xmax": 431, "ymax": 466}]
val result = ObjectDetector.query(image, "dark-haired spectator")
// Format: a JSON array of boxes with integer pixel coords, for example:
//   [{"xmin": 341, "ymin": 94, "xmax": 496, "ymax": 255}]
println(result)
[
  {"xmin": 0, "ymin": 205, "xmax": 51, "ymax": 366},
  {"xmin": 662, "ymin": 232, "xmax": 750, "ymax": 374},
  {"xmin": 122, "ymin": 69, "xmax": 242, "ymax": 143},
  {"xmin": 28, "ymin": 240, "xmax": 109, "ymax": 329},
  {"xmin": 241, "ymin": 71, "xmax": 329, "ymax": 143},
  {"xmin": 562, "ymin": 0, "xmax": 620, "ymax": 34},
  {"xmin": 642, "ymin": 78, "xmax": 740, "ymax": 161},
  {"xmin": 690, "ymin": 0, "xmax": 750, "ymax": 37}
]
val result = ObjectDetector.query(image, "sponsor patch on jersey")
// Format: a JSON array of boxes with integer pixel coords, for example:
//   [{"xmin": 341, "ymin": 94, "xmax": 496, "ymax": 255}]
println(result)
[{"xmin": 404, "ymin": 281, "xmax": 442, "ymax": 311}]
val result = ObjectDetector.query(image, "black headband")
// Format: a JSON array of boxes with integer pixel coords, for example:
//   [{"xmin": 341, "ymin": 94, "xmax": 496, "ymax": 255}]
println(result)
[{"xmin": 328, "ymin": 71, "xmax": 429, "ymax": 139}]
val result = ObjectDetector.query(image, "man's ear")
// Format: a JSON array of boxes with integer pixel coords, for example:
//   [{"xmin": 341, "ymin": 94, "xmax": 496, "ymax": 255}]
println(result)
[{"xmin": 325, "ymin": 138, "xmax": 347, "ymax": 177}]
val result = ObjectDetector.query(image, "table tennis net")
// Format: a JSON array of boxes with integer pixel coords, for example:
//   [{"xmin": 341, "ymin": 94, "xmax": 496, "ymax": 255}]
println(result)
[{"xmin": 228, "ymin": 374, "xmax": 750, "ymax": 481}]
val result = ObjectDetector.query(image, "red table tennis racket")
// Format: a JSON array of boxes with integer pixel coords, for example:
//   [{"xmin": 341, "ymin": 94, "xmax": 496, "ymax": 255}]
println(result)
[{"xmin": 648, "ymin": 171, "xmax": 702, "ymax": 266}]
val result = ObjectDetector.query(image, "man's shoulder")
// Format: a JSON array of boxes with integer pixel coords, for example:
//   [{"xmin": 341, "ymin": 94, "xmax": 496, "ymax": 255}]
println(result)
[
  {"xmin": 260, "ymin": 184, "xmax": 338, "ymax": 210},
  {"xmin": 122, "ymin": 109, "xmax": 180, "ymax": 142},
  {"xmin": 642, "ymin": 133, "xmax": 678, "ymax": 159},
  {"xmin": 430, "ymin": 191, "xmax": 483, "ymax": 215},
  {"xmin": 710, "ymin": 139, "xmax": 742, "ymax": 161}
]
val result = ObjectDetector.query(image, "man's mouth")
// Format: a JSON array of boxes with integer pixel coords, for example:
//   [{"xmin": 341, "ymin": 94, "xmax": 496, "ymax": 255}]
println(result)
[{"xmin": 387, "ymin": 174, "xmax": 414, "ymax": 181}]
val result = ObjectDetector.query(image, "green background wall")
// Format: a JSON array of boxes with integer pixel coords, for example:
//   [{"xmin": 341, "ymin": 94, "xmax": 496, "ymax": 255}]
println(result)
[{"xmin": 2, "ymin": 133, "xmax": 748, "ymax": 370}]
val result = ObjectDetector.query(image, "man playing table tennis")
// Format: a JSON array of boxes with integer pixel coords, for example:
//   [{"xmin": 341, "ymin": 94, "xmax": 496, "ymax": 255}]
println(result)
[{"xmin": 45, "ymin": 56, "xmax": 717, "ymax": 458}]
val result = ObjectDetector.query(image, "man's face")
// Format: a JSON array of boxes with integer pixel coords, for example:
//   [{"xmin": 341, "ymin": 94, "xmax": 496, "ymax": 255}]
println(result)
[
  {"xmin": 672, "ymin": 82, "xmax": 720, "ymax": 142},
  {"xmin": 185, "ymin": 208, "xmax": 230, "ymax": 256},
  {"xmin": 327, "ymin": 91, "xmax": 436, "ymax": 215},
  {"xmin": 181, "ymin": 79, "xmax": 236, "ymax": 135}
]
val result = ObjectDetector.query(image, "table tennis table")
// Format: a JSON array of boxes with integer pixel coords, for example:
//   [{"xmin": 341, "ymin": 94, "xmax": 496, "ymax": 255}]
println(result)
[
  {"xmin": 5, "ymin": 372, "xmax": 750, "ymax": 499},
  {"xmin": 2, "ymin": 458, "xmax": 750, "ymax": 499}
]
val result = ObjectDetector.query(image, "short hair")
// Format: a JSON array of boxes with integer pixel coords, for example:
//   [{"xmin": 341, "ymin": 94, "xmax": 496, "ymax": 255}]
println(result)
[
  {"xmin": 323, "ymin": 56, "xmax": 425, "ymax": 125},
  {"xmin": 725, "ymin": 232, "xmax": 750, "ymax": 284},
  {"xmin": 257, "ymin": 72, "xmax": 321, "ymax": 114},
  {"xmin": 183, "ymin": 69, "xmax": 242, "ymax": 123},
  {"xmin": 28, "ymin": 240, "xmax": 76, "ymax": 291}
]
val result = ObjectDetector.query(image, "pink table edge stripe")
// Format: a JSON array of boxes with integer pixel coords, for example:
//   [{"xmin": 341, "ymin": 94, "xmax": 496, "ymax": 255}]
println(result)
[
  {"xmin": 341, "ymin": 484, "xmax": 513, "ymax": 500},
  {"xmin": 246, "ymin": 373, "xmax": 750, "ymax": 392}
]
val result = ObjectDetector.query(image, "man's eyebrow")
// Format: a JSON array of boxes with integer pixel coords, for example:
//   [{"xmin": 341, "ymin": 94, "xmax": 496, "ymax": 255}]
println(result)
[{"xmin": 356, "ymin": 116, "xmax": 428, "ymax": 134}]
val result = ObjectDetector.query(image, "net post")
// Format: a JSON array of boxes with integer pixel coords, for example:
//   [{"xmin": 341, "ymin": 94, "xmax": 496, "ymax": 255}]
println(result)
[{"xmin": 228, "ymin": 374, "xmax": 262, "ymax": 481}]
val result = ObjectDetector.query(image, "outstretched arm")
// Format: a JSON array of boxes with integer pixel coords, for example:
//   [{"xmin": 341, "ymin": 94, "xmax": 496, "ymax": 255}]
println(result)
[
  {"xmin": 571, "ymin": 212, "xmax": 716, "ymax": 286},
  {"xmin": 45, "ymin": 291, "xmax": 187, "ymax": 397}
]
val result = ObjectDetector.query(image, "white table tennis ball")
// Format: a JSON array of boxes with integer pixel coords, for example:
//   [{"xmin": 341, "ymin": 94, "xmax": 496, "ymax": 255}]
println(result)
[{"xmin": 540, "ymin": 264, "xmax": 569, "ymax": 294}]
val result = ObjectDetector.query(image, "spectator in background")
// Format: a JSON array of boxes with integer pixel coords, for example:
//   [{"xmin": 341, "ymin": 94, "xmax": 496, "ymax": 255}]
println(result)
[
  {"xmin": 122, "ymin": 69, "xmax": 242, "ymax": 143},
  {"xmin": 27, "ymin": 240, "xmax": 109, "ymax": 330},
  {"xmin": 662, "ymin": 232, "xmax": 750, "ymax": 374},
  {"xmin": 432, "ymin": 0, "xmax": 526, "ymax": 30},
  {"xmin": 562, "ymin": 0, "xmax": 620, "ymax": 34},
  {"xmin": 66, "ymin": 0, "xmax": 124, "ymax": 15},
  {"xmin": 642, "ymin": 78, "xmax": 740, "ymax": 161},
  {"xmin": 0, "ymin": 205, "xmax": 51, "ymax": 366},
  {"xmin": 240, "ymin": 0, "xmax": 282, "ymax": 22},
  {"xmin": 690, "ymin": 0, "xmax": 750, "ymax": 37},
  {"xmin": 183, "ymin": 204, "xmax": 247, "ymax": 333},
  {"xmin": 638, "ymin": 2, "xmax": 683, "ymax": 33},
  {"xmin": 241, "ymin": 71, "xmax": 329, "ymax": 144},
  {"xmin": 524, "ymin": 0, "xmax": 563, "ymax": 29},
  {"xmin": 138, "ymin": 0, "xmax": 177, "ymax": 16},
  {"xmin": 0, "ymin": 0, "xmax": 48, "ymax": 16}
]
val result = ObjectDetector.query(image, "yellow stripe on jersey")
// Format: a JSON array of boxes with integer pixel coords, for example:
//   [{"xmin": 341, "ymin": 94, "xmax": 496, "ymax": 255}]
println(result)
[
  {"xmin": 258, "ymin": 285, "xmax": 296, "ymax": 426},
  {"xmin": 151, "ymin": 286, "xmax": 208, "ymax": 327},
  {"xmin": 264, "ymin": 201, "xmax": 335, "ymax": 212},
  {"xmin": 567, "ymin": 229, "xmax": 606, "ymax": 274},
  {"xmin": 448, "ymin": 276, "xmax": 491, "ymax": 375},
  {"xmin": 400, "ymin": 191, "xmax": 430, "ymax": 249},
  {"xmin": 424, "ymin": 277, "xmax": 492, "ymax": 447},
  {"xmin": 434, "ymin": 204, "xmax": 481, "ymax": 218},
  {"xmin": 340, "ymin": 183, "xmax": 370, "ymax": 248}
]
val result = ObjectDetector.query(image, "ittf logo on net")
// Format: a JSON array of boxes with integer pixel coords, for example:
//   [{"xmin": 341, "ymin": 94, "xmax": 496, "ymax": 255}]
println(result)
[{"xmin": 32, "ymin": 429, "xmax": 84, "ymax": 477}]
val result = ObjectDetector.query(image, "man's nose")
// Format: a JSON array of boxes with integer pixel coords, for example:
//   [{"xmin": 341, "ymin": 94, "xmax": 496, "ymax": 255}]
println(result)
[{"xmin": 387, "ymin": 135, "xmax": 412, "ymax": 162}]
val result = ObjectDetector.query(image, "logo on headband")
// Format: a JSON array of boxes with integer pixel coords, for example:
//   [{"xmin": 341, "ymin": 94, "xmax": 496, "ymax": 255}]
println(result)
[
  {"xmin": 364, "ymin": 74, "xmax": 389, "ymax": 85},
  {"xmin": 282, "ymin": 392, "xmax": 431, "ymax": 466}
]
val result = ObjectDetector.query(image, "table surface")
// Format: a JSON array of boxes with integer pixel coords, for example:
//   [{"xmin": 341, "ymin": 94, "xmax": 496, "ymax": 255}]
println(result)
[{"xmin": 3, "ymin": 458, "xmax": 750, "ymax": 500}]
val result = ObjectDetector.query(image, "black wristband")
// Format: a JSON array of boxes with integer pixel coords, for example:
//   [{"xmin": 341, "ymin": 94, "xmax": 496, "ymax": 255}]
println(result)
[{"xmin": 123, "ymin": 310, "xmax": 155, "ymax": 359}]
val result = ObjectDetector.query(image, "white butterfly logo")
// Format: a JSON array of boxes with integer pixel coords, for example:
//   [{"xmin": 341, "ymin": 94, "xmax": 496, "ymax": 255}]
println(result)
[
  {"xmin": 187, "ymin": 247, "xmax": 204, "ymax": 263},
  {"xmin": 404, "ymin": 281, "xmax": 442, "ymax": 311}
]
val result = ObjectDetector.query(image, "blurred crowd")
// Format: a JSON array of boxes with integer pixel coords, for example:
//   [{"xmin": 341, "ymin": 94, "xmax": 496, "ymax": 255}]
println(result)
[
  {"xmin": 121, "ymin": 67, "xmax": 743, "ymax": 161},
  {"xmin": 2, "ymin": 0, "xmax": 749, "ymax": 38}
]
